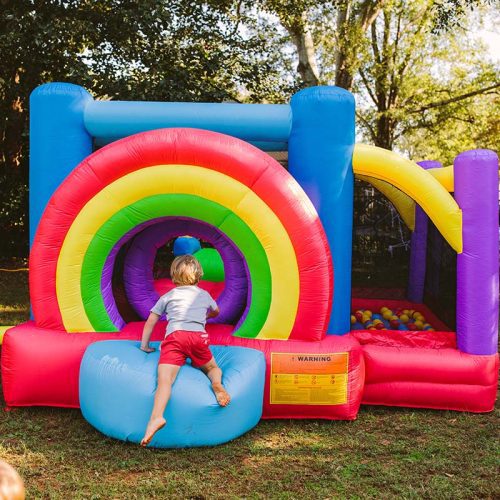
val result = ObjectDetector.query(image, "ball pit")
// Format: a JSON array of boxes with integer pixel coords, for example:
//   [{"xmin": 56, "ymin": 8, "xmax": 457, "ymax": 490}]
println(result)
[{"xmin": 350, "ymin": 307, "xmax": 435, "ymax": 332}]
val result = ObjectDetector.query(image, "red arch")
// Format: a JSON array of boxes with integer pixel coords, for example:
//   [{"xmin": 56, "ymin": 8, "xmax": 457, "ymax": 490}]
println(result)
[{"xmin": 30, "ymin": 128, "xmax": 333, "ymax": 340}]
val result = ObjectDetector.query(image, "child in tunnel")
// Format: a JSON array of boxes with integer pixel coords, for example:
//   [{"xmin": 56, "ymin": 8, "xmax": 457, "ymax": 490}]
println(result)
[{"xmin": 139, "ymin": 254, "xmax": 230, "ymax": 446}]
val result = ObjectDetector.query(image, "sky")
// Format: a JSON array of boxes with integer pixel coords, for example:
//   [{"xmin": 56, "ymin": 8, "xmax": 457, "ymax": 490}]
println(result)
[
  {"xmin": 470, "ymin": 9, "xmax": 499, "ymax": 62},
  {"xmin": 478, "ymin": 29, "xmax": 500, "ymax": 61}
]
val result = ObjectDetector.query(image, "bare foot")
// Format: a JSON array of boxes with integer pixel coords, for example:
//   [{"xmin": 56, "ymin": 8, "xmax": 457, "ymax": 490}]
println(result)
[
  {"xmin": 140, "ymin": 417, "xmax": 166, "ymax": 447},
  {"xmin": 212, "ymin": 383, "xmax": 231, "ymax": 407}
]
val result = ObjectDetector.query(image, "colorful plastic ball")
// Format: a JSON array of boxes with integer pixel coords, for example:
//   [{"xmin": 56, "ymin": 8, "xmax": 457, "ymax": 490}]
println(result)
[
  {"xmin": 372, "ymin": 314, "xmax": 382, "ymax": 320},
  {"xmin": 382, "ymin": 310, "xmax": 393, "ymax": 320},
  {"xmin": 375, "ymin": 323, "xmax": 385, "ymax": 330},
  {"xmin": 364, "ymin": 310, "xmax": 373, "ymax": 318},
  {"xmin": 351, "ymin": 315, "xmax": 356, "ymax": 324},
  {"xmin": 400, "ymin": 314, "xmax": 409, "ymax": 324},
  {"xmin": 398, "ymin": 324, "xmax": 409, "ymax": 331},
  {"xmin": 355, "ymin": 311, "xmax": 363, "ymax": 322},
  {"xmin": 407, "ymin": 323, "xmax": 418, "ymax": 331},
  {"xmin": 390, "ymin": 319, "xmax": 400, "ymax": 329},
  {"xmin": 414, "ymin": 320, "xmax": 424, "ymax": 330}
]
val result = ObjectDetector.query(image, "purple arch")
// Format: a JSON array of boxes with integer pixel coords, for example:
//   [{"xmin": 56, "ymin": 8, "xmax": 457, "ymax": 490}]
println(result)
[
  {"xmin": 118, "ymin": 218, "xmax": 248, "ymax": 324},
  {"xmin": 407, "ymin": 160, "xmax": 442, "ymax": 302}
]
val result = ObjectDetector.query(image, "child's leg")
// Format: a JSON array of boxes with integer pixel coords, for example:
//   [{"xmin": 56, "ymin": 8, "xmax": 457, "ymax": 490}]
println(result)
[
  {"xmin": 199, "ymin": 357, "xmax": 231, "ymax": 407},
  {"xmin": 141, "ymin": 364, "xmax": 180, "ymax": 446}
]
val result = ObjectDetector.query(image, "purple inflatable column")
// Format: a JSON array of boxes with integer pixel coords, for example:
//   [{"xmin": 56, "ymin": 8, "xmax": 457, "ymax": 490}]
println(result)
[
  {"xmin": 455, "ymin": 149, "xmax": 499, "ymax": 355},
  {"xmin": 407, "ymin": 161, "xmax": 442, "ymax": 302}
]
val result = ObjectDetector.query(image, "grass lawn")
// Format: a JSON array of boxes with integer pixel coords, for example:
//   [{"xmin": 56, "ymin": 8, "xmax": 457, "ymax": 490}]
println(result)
[{"xmin": 0, "ymin": 267, "xmax": 499, "ymax": 499}]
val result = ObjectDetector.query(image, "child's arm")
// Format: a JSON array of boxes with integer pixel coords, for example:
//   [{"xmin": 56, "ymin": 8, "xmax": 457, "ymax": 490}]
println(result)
[
  {"xmin": 140, "ymin": 312, "xmax": 160, "ymax": 352},
  {"xmin": 206, "ymin": 293, "xmax": 219, "ymax": 319},
  {"xmin": 207, "ymin": 306, "xmax": 220, "ymax": 319}
]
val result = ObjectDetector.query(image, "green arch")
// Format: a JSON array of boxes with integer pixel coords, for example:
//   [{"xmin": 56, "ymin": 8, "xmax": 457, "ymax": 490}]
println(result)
[{"xmin": 81, "ymin": 194, "xmax": 272, "ymax": 338}]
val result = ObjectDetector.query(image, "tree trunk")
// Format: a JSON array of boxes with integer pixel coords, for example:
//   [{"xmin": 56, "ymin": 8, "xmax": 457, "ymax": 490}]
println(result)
[
  {"xmin": 283, "ymin": 11, "xmax": 320, "ymax": 87},
  {"xmin": 374, "ymin": 113, "xmax": 394, "ymax": 149},
  {"xmin": 335, "ymin": 0, "xmax": 386, "ymax": 91}
]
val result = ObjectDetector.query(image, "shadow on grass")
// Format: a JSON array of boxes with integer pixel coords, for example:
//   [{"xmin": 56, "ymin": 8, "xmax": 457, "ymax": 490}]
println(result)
[
  {"xmin": 0, "ymin": 266, "xmax": 498, "ymax": 498},
  {"xmin": 0, "ymin": 374, "xmax": 498, "ymax": 499}
]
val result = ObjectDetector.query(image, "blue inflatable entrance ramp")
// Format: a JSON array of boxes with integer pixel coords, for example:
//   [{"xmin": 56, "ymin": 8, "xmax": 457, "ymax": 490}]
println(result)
[{"xmin": 79, "ymin": 341, "xmax": 266, "ymax": 448}]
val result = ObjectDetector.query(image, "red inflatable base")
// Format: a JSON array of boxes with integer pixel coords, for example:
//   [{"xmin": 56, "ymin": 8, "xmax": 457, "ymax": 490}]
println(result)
[
  {"xmin": 2, "ymin": 322, "xmax": 496, "ymax": 415},
  {"xmin": 207, "ymin": 329, "xmax": 364, "ymax": 420},
  {"xmin": 1, "ymin": 322, "xmax": 364, "ymax": 420},
  {"xmin": 350, "ymin": 330, "xmax": 498, "ymax": 413}
]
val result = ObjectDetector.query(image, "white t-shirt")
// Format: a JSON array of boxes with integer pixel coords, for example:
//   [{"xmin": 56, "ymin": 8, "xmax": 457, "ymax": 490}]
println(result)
[{"xmin": 151, "ymin": 285, "xmax": 218, "ymax": 336}]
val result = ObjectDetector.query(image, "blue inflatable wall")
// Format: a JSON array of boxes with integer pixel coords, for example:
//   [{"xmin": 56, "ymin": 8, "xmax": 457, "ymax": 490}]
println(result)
[{"xmin": 289, "ymin": 87, "xmax": 355, "ymax": 334}]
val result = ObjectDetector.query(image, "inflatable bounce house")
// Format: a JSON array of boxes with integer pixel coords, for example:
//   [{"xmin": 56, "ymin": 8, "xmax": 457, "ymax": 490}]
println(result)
[{"xmin": 1, "ymin": 83, "xmax": 498, "ymax": 448}]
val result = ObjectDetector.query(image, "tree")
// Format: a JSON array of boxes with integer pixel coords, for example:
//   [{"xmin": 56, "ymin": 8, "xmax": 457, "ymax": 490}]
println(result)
[
  {"xmin": 253, "ymin": 0, "xmax": 386, "ymax": 90},
  {"xmin": 354, "ymin": 0, "xmax": 499, "ymax": 156},
  {"xmin": 0, "ymin": 0, "xmax": 287, "ymax": 256}
]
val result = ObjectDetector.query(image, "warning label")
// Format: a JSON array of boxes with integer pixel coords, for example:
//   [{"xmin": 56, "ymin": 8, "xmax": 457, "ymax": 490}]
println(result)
[{"xmin": 270, "ymin": 352, "xmax": 348, "ymax": 406}]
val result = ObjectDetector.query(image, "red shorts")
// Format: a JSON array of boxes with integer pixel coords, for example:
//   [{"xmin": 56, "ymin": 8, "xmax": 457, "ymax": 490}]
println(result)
[{"xmin": 159, "ymin": 330, "xmax": 212, "ymax": 368}]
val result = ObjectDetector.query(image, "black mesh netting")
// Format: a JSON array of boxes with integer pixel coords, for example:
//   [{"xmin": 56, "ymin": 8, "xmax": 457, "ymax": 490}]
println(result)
[
  {"xmin": 352, "ymin": 179, "xmax": 411, "ymax": 291},
  {"xmin": 424, "ymin": 221, "xmax": 457, "ymax": 329}
]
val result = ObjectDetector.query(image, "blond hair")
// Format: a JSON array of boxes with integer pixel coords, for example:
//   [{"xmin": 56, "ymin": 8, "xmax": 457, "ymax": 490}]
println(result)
[{"xmin": 170, "ymin": 255, "xmax": 203, "ymax": 286}]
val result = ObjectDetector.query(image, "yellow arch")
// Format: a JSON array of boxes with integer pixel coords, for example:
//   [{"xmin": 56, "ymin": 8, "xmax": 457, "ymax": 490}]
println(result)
[
  {"xmin": 356, "ymin": 174, "xmax": 416, "ymax": 230},
  {"xmin": 428, "ymin": 166, "xmax": 454, "ymax": 192},
  {"xmin": 353, "ymin": 144, "xmax": 462, "ymax": 253},
  {"xmin": 57, "ymin": 165, "xmax": 299, "ymax": 338}
]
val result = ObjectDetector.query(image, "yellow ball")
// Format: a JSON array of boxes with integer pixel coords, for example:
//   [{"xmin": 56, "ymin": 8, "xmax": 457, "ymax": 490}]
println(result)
[
  {"xmin": 365, "ymin": 310, "xmax": 373, "ymax": 318},
  {"xmin": 382, "ymin": 311, "xmax": 393, "ymax": 320},
  {"xmin": 400, "ymin": 314, "xmax": 409, "ymax": 324},
  {"xmin": 391, "ymin": 315, "xmax": 398, "ymax": 321},
  {"xmin": 414, "ymin": 320, "xmax": 424, "ymax": 329},
  {"xmin": 351, "ymin": 315, "xmax": 356, "ymax": 324},
  {"xmin": 380, "ymin": 307, "xmax": 388, "ymax": 313}
]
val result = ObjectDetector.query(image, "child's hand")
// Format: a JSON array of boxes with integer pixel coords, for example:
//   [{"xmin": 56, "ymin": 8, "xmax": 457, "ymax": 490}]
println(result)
[{"xmin": 140, "ymin": 345, "xmax": 155, "ymax": 353}]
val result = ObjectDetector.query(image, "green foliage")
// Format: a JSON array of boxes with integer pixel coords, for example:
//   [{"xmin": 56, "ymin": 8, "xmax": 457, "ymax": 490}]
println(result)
[
  {"xmin": 353, "ymin": 0, "xmax": 499, "ymax": 161},
  {"xmin": 431, "ymin": 0, "xmax": 497, "ymax": 31},
  {"xmin": 0, "ymin": 0, "xmax": 292, "ymax": 257},
  {"xmin": 0, "ymin": 0, "xmax": 498, "ymax": 258}
]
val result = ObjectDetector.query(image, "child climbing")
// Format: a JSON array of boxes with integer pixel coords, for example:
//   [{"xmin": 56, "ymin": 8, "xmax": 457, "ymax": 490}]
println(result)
[{"xmin": 139, "ymin": 254, "xmax": 231, "ymax": 446}]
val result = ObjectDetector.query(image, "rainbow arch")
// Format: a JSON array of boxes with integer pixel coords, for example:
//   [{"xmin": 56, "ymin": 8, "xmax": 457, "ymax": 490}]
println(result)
[{"xmin": 30, "ymin": 128, "xmax": 333, "ymax": 341}]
